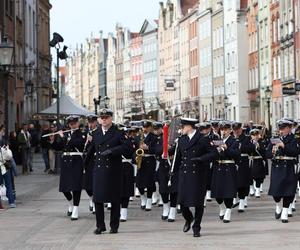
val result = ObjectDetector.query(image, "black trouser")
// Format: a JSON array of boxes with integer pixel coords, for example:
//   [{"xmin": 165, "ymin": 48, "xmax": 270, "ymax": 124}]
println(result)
[
  {"xmin": 216, "ymin": 198, "xmax": 233, "ymax": 208},
  {"xmin": 63, "ymin": 191, "xmax": 82, "ymax": 206},
  {"xmin": 160, "ymin": 193, "xmax": 178, "ymax": 207},
  {"xmin": 86, "ymin": 190, "xmax": 93, "ymax": 197},
  {"xmin": 138, "ymin": 187, "xmax": 154, "ymax": 198},
  {"xmin": 237, "ymin": 187, "xmax": 249, "ymax": 199},
  {"xmin": 273, "ymin": 196, "xmax": 294, "ymax": 208},
  {"xmin": 95, "ymin": 202, "xmax": 120, "ymax": 230},
  {"xmin": 121, "ymin": 197, "xmax": 129, "ymax": 208},
  {"xmin": 181, "ymin": 205, "xmax": 204, "ymax": 233},
  {"xmin": 254, "ymin": 178, "xmax": 264, "ymax": 188}
]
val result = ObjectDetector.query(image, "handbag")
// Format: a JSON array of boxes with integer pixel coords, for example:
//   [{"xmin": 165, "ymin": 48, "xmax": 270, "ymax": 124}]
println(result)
[{"xmin": 0, "ymin": 184, "xmax": 6, "ymax": 197}]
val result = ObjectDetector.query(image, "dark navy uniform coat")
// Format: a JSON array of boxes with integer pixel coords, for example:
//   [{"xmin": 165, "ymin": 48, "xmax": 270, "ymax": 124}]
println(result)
[
  {"xmin": 53, "ymin": 129, "xmax": 86, "ymax": 192},
  {"xmin": 177, "ymin": 130, "xmax": 217, "ymax": 207},
  {"xmin": 85, "ymin": 124, "xmax": 133, "ymax": 203},
  {"xmin": 267, "ymin": 134, "xmax": 300, "ymax": 197},
  {"xmin": 211, "ymin": 135, "xmax": 241, "ymax": 199},
  {"xmin": 135, "ymin": 132, "xmax": 157, "ymax": 189}
]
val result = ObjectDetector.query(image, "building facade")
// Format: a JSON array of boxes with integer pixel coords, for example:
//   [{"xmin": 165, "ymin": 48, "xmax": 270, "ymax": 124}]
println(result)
[
  {"xmin": 223, "ymin": 0, "xmax": 249, "ymax": 122},
  {"xmin": 198, "ymin": 0, "xmax": 212, "ymax": 121},
  {"xmin": 140, "ymin": 19, "xmax": 159, "ymax": 119}
]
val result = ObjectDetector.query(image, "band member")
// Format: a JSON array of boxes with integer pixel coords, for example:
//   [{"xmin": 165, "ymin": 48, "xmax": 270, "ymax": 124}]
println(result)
[
  {"xmin": 155, "ymin": 122, "xmax": 178, "ymax": 222},
  {"xmin": 152, "ymin": 122, "xmax": 163, "ymax": 206},
  {"xmin": 177, "ymin": 118, "xmax": 217, "ymax": 237},
  {"xmin": 83, "ymin": 114, "xmax": 98, "ymax": 213},
  {"xmin": 249, "ymin": 128, "xmax": 266, "ymax": 198},
  {"xmin": 51, "ymin": 115, "xmax": 86, "ymax": 220},
  {"xmin": 232, "ymin": 122, "xmax": 254, "ymax": 212},
  {"xmin": 84, "ymin": 108, "xmax": 132, "ymax": 234},
  {"xmin": 120, "ymin": 127, "xmax": 135, "ymax": 222},
  {"xmin": 267, "ymin": 119, "xmax": 300, "ymax": 223},
  {"xmin": 206, "ymin": 122, "xmax": 220, "ymax": 202},
  {"xmin": 135, "ymin": 120, "xmax": 157, "ymax": 211},
  {"xmin": 211, "ymin": 121, "xmax": 241, "ymax": 223}
]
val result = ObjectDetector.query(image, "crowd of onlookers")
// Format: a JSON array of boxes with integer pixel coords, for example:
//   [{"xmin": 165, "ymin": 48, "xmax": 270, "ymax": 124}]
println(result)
[{"xmin": 0, "ymin": 121, "xmax": 57, "ymax": 210}]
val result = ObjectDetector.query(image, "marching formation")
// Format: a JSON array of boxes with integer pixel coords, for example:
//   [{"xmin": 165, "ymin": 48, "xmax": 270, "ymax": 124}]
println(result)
[{"xmin": 44, "ymin": 109, "xmax": 300, "ymax": 237}]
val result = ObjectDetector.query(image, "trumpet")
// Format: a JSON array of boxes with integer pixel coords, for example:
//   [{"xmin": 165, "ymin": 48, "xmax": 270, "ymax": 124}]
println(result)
[{"xmin": 135, "ymin": 130, "xmax": 145, "ymax": 170}]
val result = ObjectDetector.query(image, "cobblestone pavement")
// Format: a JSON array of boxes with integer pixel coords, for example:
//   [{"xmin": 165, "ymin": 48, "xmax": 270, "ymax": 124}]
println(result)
[{"xmin": 1, "ymin": 154, "xmax": 300, "ymax": 250}]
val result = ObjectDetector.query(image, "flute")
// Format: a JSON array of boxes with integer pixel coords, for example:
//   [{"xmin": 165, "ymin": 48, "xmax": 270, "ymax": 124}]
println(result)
[{"xmin": 42, "ymin": 128, "xmax": 79, "ymax": 138}]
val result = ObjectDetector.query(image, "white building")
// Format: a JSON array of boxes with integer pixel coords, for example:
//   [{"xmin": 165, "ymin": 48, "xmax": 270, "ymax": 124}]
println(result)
[
  {"xmin": 140, "ymin": 19, "xmax": 159, "ymax": 118},
  {"xmin": 223, "ymin": 0, "xmax": 249, "ymax": 122}
]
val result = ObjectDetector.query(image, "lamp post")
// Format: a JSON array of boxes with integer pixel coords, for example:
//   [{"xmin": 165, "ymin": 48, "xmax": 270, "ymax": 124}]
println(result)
[
  {"xmin": 93, "ymin": 96, "xmax": 101, "ymax": 115},
  {"xmin": 0, "ymin": 38, "xmax": 14, "ymax": 141},
  {"xmin": 265, "ymin": 86, "xmax": 272, "ymax": 135},
  {"xmin": 224, "ymin": 95, "xmax": 229, "ymax": 120},
  {"xmin": 103, "ymin": 96, "xmax": 110, "ymax": 108},
  {"xmin": 49, "ymin": 33, "xmax": 67, "ymax": 126}
]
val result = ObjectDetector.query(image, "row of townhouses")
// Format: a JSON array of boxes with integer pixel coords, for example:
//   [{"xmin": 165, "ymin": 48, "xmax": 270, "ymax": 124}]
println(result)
[
  {"xmin": 65, "ymin": 0, "xmax": 300, "ymax": 130},
  {"xmin": 0, "ymin": 0, "xmax": 52, "ymax": 131}
]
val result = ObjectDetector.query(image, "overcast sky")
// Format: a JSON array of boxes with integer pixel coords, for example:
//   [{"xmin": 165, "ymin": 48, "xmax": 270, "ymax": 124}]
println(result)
[{"xmin": 50, "ymin": 0, "xmax": 162, "ymax": 50}]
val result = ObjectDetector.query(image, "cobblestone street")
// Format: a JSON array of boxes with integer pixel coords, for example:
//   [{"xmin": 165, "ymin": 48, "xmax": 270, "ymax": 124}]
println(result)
[{"xmin": 1, "ymin": 154, "xmax": 300, "ymax": 250}]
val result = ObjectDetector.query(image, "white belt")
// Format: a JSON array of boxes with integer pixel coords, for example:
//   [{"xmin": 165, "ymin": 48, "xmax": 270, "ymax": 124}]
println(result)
[
  {"xmin": 241, "ymin": 154, "xmax": 249, "ymax": 157},
  {"xmin": 143, "ymin": 154, "xmax": 155, "ymax": 158},
  {"xmin": 218, "ymin": 160, "xmax": 235, "ymax": 164},
  {"xmin": 249, "ymin": 156, "xmax": 263, "ymax": 160},
  {"xmin": 275, "ymin": 156, "xmax": 297, "ymax": 161},
  {"xmin": 63, "ymin": 152, "xmax": 83, "ymax": 156}
]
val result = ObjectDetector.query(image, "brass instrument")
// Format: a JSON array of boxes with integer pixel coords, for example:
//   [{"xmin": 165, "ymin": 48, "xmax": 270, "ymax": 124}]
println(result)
[{"xmin": 135, "ymin": 130, "xmax": 145, "ymax": 170}]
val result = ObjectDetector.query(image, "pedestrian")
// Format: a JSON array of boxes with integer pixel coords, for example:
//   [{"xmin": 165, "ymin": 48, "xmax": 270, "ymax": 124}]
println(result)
[
  {"xmin": 84, "ymin": 108, "xmax": 132, "ymax": 235},
  {"xmin": 0, "ymin": 144, "xmax": 16, "ymax": 208},
  {"xmin": 17, "ymin": 123, "xmax": 32, "ymax": 175},
  {"xmin": 48, "ymin": 123, "xmax": 58, "ymax": 174},
  {"xmin": 267, "ymin": 119, "xmax": 300, "ymax": 223},
  {"xmin": 176, "ymin": 118, "xmax": 217, "ymax": 237},
  {"xmin": 51, "ymin": 115, "xmax": 86, "ymax": 221},
  {"xmin": 9, "ymin": 131, "xmax": 19, "ymax": 177},
  {"xmin": 40, "ymin": 124, "xmax": 51, "ymax": 173}
]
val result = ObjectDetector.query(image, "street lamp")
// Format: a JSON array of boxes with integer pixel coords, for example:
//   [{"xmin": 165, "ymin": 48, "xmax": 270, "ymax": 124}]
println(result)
[
  {"xmin": 224, "ymin": 95, "xmax": 229, "ymax": 120},
  {"xmin": 103, "ymin": 96, "xmax": 110, "ymax": 108},
  {"xmin": 49, "ymin": 32, "xmax": 68, "ymax": 127},
  {"xmin": 265, "ymin": 86, "xmax": 272, "ymax": 135},
  {"xmin": 0, "ymin": 38, "xmax": 14, "ymax": 141},
  {"xmin": 93, "ymin": 96, "xmax": 101, "ymax": 115}
]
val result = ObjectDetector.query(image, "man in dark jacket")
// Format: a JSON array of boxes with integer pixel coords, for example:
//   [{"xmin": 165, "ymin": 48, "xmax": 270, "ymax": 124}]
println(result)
[
  {"xmin": 177, "ymin": 118, "xmax": 217, "ymax": 237},
  {"xmin": 85, "ymin": 108, "xmax": 133, "ymax": 235}
]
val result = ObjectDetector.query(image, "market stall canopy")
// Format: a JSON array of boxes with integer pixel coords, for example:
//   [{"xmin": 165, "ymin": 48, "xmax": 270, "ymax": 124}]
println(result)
[{"xmin": 39, "ymin": 95, "xmax": 93, "ymax": 117}]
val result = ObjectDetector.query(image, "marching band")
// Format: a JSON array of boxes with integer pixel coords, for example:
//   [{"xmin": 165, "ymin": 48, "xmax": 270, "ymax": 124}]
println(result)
[{"xmin": 49, "ymin": 108, "xmax": 300, "ymax": 237}]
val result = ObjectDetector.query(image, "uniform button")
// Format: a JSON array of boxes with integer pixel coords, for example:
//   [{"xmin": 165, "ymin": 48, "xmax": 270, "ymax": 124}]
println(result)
[
  {"xmin": 193, "ymin": 164, "xmax": 195, "ymax": 166},
  {"xmin": 184, "ymin": 171, "xmax": 187, "ymax": 173},
  {"xmin": 184, "ymin": 157, "xmax": 187, "ymax": 160},
  {"xmin": 106, "ymin": 165, "xmax": 109, "ymax": 168},
  {"xmin": 107, "ymin": 145, "xmax": 109, "ymax": 147},
  {"xmin": 106, "ymin": 159, "xmax": 109, "ymax": 161},
  {"xmin": 98, "ymin": 165, "xmax": 100, "ymax": 168},
  {"xmin": 192, "ymin": 171, "xmax": 195, "ymax": 174},
  {"xmin": 184, "ymin": 164, "xmax": 187, "ymax": 166}
]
